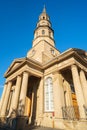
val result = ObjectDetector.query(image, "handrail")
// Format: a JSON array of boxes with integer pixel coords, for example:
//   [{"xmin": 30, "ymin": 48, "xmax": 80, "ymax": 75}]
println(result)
[
  {"xmin": 83, "ymin": 105, "xmax": 87, "ymax": 119},
  {"xmin": 62, "ymin": 106, "xmax": 79, "ymax": 120},
  {"xmin": 62, "ymin": 107, "xmax": 73, "ymax": 120}
]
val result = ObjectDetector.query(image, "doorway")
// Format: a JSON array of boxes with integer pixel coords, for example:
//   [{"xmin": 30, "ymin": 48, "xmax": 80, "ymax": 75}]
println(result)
[{"xmin": 25, "ymin": 76, "xmax": 40, "ymax": 124}]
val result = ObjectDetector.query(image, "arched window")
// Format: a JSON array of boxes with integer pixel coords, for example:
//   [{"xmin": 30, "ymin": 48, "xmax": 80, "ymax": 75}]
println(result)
[
  {"xmin": 42, "ymin": 30, "xmax": 45, "ymax": 35},
  {"xmin": 49, "ymin": 31, "xmax": 51, "ymax": 37},
  {"xmin": 43, "ymin": 16, "xmax": 45, "ymax": 19},
  {"xmin": 44, "ymin": 77, "xmax": 54, "ymax": 111}
]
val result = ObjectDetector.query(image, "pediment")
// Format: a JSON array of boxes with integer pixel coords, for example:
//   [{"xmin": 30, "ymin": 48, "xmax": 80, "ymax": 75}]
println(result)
[
  {"xmin": 4, "ymin": 57, "xmax": 43, "ymax": 77},
  {"xmin": 72, "ymin": 48, "xmax": 87, "ymax": 60},
  {"xmin": 5, "ymin": 58, "xmax": 26, "ymax": 76}
]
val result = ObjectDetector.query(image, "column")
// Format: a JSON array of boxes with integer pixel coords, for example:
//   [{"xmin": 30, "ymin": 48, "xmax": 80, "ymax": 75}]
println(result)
[
  {"xmin": 0, "ymin": 83, "xmax": 7, "ymax": 112},
  {"xmin": 34, "ymin": 78, "xmax": 43, "ymax": 125},
  {"xmin": 9, "ymin": 75, "xmax": 22, "ymax": 116},
  {"xmin": 0, "ymin": 81, "xmax": 12, "ymax": 117},
  {"xmin": 80, "ymin": 70, "xmax": 87, "ymax": 105},
  {"xmin": 19, "ymin": 71, "xmax": 29, "ymax": 115},
  {"xmin": 71, "ymin": 65, "xmax": 86, "ymax": 119},
  {"xmin": 53, "ymin": 72, "xmax": 64, "ymax": 118},
  {"xmin": 38, "ymin": 78, "xmax": 44, "ymax": 118},
  {"xmin": 63, "ymin": 81, "xmax": 73, "ymax": 106},
  {"xmin": 7, "ymin": 87, "xmax": 15, "ymax": 117}
]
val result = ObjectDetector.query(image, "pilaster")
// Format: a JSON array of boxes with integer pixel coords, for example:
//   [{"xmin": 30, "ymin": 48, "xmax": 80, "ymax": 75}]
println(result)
[
  {"xmin": 38, "ymin": 78, "xmax": 44, "ymax": 118},
  {"xmin": 53, "ymin": 72, "xmax": 64, "ymax": 118}
]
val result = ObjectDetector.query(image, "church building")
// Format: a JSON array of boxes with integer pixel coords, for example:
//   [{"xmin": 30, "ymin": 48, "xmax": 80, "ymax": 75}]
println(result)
[{"xmin": 0, "ymin": 7, "xmax": 87, "ymax": 129}]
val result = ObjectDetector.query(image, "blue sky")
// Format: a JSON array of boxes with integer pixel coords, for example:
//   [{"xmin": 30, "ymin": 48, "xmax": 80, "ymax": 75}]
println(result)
[{"xmin": 0, "ymin": 0, "xmax": 87, "ymax": 97}]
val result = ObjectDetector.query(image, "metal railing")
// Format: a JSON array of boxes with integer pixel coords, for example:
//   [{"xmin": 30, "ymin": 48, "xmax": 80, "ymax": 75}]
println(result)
[
  {"xmin": 83, "ymin": 105, "xmax": 87, "ymax": 119},
  {"xmin": 62, "ymin": 106, "xmax": 80, "ymax": 120}
]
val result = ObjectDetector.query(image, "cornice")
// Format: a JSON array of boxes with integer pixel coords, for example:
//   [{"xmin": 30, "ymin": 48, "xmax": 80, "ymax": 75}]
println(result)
[
  {"xmin": 34, "ymin": 25, "xmax": 54, "ymax": 34},
  {"xmin": 33, "ymin": 35, "xmax": 55, "ymax": 44},
  {"xmin": 4, "ymin": 48, "xmax": 87, "ymax": 78},
  {"xmin": 42, "ymin": 48, "xmax": 87, "ymax": 69}
]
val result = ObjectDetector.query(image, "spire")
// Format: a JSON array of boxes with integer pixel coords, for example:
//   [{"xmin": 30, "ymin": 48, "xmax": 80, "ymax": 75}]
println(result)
[
  {"xmin": 43, "ymin": 5, "xmax": 46, "ymax": 13},
  {"xmin": 32, "ymin": 6, "xmax": 55, "ymax": 47}
]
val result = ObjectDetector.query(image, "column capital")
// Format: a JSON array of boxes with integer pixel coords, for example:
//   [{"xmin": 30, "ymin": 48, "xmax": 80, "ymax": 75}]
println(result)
[
  {"xmin": 4, "ymin": 82, "xmax": 8, "ymax": 85},
  {"xmin": 16, "ymin": 75, "xmax": 22, "ymax": 78},
  {"xmin": 71, "ymin": 64, "xmax": 77, "ymax": 69},
  {"xmin": 8, "ymin": 81, "xmax": 12, "ymax": 85},
  {"xmin": 80, "ymin": 69, "xmax": 85, "ymax": 73},
  {"xmin": 22, "ymin": 71, "xmax": 29, "ymax": 75}
]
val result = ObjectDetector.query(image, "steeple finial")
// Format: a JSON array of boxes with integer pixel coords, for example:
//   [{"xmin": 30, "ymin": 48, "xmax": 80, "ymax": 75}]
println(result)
[{"xmin": 43, "ymin": 5, "xmax": 46, "ymax": 13}]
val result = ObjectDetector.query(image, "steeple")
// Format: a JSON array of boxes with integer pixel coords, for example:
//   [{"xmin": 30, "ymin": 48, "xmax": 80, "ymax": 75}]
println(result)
[
  {"xmin": 32, "ymin": 6, "xmax": 55, "ymax": 47},
  {"xmin": 43, "ymin": 5, "xmax": 46, "ymax": 13},
  {"xmin": 27, "ymin": 7, "xmax": 60, "ymax": 63}
]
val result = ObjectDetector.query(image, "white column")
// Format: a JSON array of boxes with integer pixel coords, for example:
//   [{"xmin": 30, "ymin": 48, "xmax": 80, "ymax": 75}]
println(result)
[
  {"xmin": 80, "ymin": 70, "xmax": 87, "ymax": 105},
  {"xmin": 19, "ymin": 71, "xmax": 29, "ymax": 115},
  {"xmin": 0, "ymin": 81, "xmax": 12, "ymax": 117},
  {"xmin": 0, "ymin": 83, "xmax": 7, "ymax": 112},
  {"xmin": 53, "ymin": 72, "xmax": 64, "ymax": 118},
  {"xmin": 71, "ymin": 65, "xmax": 86, "ymax": 119}
]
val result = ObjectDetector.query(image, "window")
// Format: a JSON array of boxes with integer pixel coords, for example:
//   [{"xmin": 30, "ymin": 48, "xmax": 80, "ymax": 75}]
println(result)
[
  {"xmin": 44, "ymin": 77, "xmax": 54, "ymax": 111},
  {"xmin": 49, "ymin": 31, "xmax": 51, "ymax": 37},
  {"xmin": 43, "ymin": 16, "xmax": 45, "ymax": 19},
  {"xmin": 51, "ymin": 49, "xmax": 55, "ymax": 56},
  {"xmin": 42, "ymin": 30, "xmax": 45, "ymax": 34},
  {"xmin": 36, "ymin": 32, "xmax": 38, "ymax": 37}
]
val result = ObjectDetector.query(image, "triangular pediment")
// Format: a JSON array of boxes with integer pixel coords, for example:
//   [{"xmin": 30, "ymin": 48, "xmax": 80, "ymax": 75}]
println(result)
[
  {"xmin": 5, "ymin": 58, "xmax": 26, "ymax": 76},
  {"xmin": 4, "ymin": 57, "xmax": 43, "ymax": 77}
]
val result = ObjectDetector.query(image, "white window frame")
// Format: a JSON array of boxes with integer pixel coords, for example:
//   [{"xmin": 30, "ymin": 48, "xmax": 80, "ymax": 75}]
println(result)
[{"xmin": 44, "ymin": 77, "xmax": 54, "ymax": 112}]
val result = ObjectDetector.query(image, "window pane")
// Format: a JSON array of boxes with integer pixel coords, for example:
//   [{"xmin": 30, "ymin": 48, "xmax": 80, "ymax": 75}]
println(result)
[{"xmin": 44, "ymin": 77, "xmax": 54, "ymax": 111}]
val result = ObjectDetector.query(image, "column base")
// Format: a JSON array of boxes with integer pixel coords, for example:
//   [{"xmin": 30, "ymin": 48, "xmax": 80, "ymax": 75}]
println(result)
[
  {"xmin": 0, "ymin": 116, "xmax": 6, "ymax": 123},
  {"xmin": 16, "ymin": 116, "xmax": 29, "ymax": 130}
]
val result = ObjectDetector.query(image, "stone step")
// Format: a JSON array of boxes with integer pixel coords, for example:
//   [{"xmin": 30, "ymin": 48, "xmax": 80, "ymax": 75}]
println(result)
[{"xmin": 25, "ymin": 126, "xmax": 64, "ymax": 130}]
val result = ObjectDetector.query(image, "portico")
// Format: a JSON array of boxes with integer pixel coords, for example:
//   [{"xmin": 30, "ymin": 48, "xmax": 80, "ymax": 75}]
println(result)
[{"xmin": 0, "ymin": 58, "xmax": 43, "ymax": 119}]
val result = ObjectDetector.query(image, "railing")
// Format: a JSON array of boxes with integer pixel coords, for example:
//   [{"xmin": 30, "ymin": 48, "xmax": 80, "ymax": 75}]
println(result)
[
  {"xmin": 0, "ymin": 117, "xmax": 16, "ymax": 130},
  {"xmin": 83, "ymin": 105, "xmax": 87, "ymax": 119},
  {"xmin": 0, "ymin": 116, "xmax": 29, "ymax": 130},
  {"xmin": 62, "ymin": 106, "xmax": 80, "ymax": 120}
]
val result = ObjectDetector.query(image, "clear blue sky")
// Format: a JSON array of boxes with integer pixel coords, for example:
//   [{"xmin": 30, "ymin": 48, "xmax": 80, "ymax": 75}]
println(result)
[{"xmin": 0, "ymin": 0, "xmax": 87, "ymax": 97}]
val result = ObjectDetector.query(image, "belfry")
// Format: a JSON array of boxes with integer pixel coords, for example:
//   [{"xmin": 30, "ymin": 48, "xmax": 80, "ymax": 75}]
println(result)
[{"xmin": 0, "ymin": 6, "xmax": 87, "ymax": 130}]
